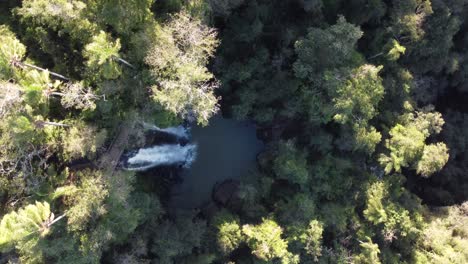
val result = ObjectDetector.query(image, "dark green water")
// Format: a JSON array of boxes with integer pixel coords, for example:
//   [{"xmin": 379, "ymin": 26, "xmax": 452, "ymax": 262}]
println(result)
[{"xmin": 170, "ymin": 116, "xmax": 263, "ymax": 209}]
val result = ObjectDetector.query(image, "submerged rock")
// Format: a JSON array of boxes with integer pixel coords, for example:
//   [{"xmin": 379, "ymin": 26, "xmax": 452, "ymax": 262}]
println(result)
[{"xmin": 212, "ymin": 179, "xmax": 241, "ymax": 211}]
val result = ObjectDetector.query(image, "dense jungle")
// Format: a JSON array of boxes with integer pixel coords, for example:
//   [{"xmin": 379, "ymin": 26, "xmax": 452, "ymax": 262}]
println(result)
[{"xmin": 0, "ymin": 0, "xmax": 467, "ymax": 263}]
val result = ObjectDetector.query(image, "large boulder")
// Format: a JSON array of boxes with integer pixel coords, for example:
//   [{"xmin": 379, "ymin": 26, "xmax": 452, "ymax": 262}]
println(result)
[{"xmin": 212, "ymin": 179, "xmax": 241, "ymax": 211}]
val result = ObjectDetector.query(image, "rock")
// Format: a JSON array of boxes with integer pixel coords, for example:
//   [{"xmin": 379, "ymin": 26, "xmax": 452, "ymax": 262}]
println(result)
[{"xmin": 212, "ymin": 179, "xmax": 241, "ymax": 211}]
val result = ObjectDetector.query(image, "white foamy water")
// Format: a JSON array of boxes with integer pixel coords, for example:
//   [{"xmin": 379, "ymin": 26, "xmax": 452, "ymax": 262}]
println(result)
[
  {"xmin": 142, "ymin": 122, "xmax": 190, "ymax": 139},
  {"xmin": 125, "ymin": 144, "xmax": 197, "ymax": 171}
]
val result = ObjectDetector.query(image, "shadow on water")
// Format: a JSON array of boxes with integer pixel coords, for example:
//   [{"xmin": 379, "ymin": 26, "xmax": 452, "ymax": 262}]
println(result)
[
  {"xmin": 169, "ymin": 116, "xmax": 264, "ymax": 209},
  {"xmin": 127, "ymin": 116, "xmax": 263, "ymax": 211}
]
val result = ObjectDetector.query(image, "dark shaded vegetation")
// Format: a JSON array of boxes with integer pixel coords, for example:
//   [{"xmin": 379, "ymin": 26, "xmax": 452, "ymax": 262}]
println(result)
[{"xmin": 0, "ymin": 0, "xmax": 467, "ymax": 263}]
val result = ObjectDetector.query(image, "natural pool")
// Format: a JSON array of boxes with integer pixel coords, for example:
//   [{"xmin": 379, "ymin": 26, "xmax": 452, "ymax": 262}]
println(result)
[
  {"xmin": 124, "ymin": 116, "xmax": 264, "ymax": 208},
  {"xmin": 169, "ymin": 116, "xmax": 264, "ymax": 209}
]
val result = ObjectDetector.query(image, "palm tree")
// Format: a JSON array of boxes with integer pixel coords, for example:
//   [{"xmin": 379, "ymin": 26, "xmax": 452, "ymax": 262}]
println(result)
[
  {"xmin": 0, "ymin": 31, "xmax": 70, "ymax": 81},
  {"xmin": 0, "ymin": 201, "xmax": 65, "ymax": 252}
]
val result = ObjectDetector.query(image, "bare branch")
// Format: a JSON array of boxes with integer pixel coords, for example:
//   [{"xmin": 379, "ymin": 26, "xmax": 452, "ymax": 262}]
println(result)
[
  {"xmin": 20, "ymin": 62, "xmax": 70, "ymax": 81},
  {"xmin": 34, "ymin": 120, "xmax": 71, "ymax": 128},
  {"xmin": 51, "ymin": 83, "xmax": 101, "ymax": 110},
  {"xmin": 114, "ymin": 56, "xmax": 135, "ymax": 69}
]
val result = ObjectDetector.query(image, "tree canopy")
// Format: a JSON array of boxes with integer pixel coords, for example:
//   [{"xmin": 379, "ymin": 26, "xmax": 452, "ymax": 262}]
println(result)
[{"xmin": 0, "ymin": 0, "xmax": 467, "ymax": 263}]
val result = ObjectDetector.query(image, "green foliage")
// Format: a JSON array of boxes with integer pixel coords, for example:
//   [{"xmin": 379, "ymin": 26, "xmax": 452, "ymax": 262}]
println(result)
[
  {"xmin": 213, "ymin": 210, "xmax": 243, "ymax": 254},
  {"xmin": 273, "ymin": 140, "xmax": 309, "ymax": 187},
  {"xmin": 16, "ymin": 0, "xmax": 97, "ymax": 41},
  {"xmin": 209, "ymin": 0, "xmax": 245, "ymax": 18},
  {"xmin": 0, "ymin": 26, "xmax": 26, "ymax": 78},
  {"xmin": 152, "ymin": 216, "xmax": 207, "ymax": 263},
  {"xmin": 127, "ymin": 19, "xmax": 160, "ymax": 63},
  {"xmin": 0, "ymin": 81, "xmax": 22, "ymax": 118},
  {"xmin": 380, "ymin": 124, "xmax": 426, "ymax": 173},
  {"xmin": 329, "ymin": 64, "xmax": 384, "ymax": 154},
  {"xmin": 180, "ymin": 253, "xmax": 217, "ymax": 264},
  {"xmin": 61, "ymin": 122, "xmax": 107, "ymax": 161},
  {"xmin": 363, "ymin": 181, "xmax": 387, "ymax": 225},
  {"xmin": 294, "ymin": 16, "xmax": 363, "ymax": 78},
  {"xmin": 65, "ymin": 170, "xmax": 108, "ymax": 233},
  {"xmin": 415, "ymin": 203, "xmax": 468, "ymax": 264},
  {"xmin": 20, "ymin": 69, "xmax": 56, "ymax": 108},
  {"xmin": 49, "ymin": 185, "xmax": 78, "ymax": 201},
  {"xmin": 57, "ymin": 82, "xmax": 100, "ymax": 111},
  {"xmin": 276, "ymin": 194, "xmax": 316, "ymax": 227},
  {"xmin": 0, "ymin": 1, "xmax": 467, "ymax": 264},
  {"xmin": 416, "ymin": 143, "xmax": 449, "ymax": 178},
  {"xmin": 242, "ymin": 218, "xmax": 290, "ymax": 261},
  {"xmin": 298, "ymin": 220, "xmax": 323, "ymax": 261},
  {"xmin": 84, "ymin": 31, "xmax": 122, "ymax": 80},
  {"xmin": 309, "ymin": 155, "xmax": 354, "ymax": 201},
  {"xmin": 319, "ymin": 202, "xmax": 354, "ymax": 235},
  {"xmin": 330, "ymin": 65, "xmax": 384, "ymax": 126},
  {"xmin": 353, "ymin": 125, "xmax": 382, "ymax": 154},
  {"xmin": 407, "ymin": 0, "xmax": 461, "ymax": 74},
  {"xmin": 390, "ymin": 0, "xmax": 433, "ymax": 43},
  {"xmin": 90, "ymin": 0, "xmax": 155, "ymax": 36},
  {"xmin": 354, "ymin": 237, "xmax": 381, "ymax": 264},
  {"xmin": 344, "ymin": 0, "xmax": 386, "ymax": 25},
  {"xmin": 294, "ymin": 18, "xmax": 384, "ymax": 153},
  {"xmin": 379, "ymin": 108, "xmax": 449, "ymax": 176},
  {"xmin": 10, "ymin": 115, "xmax": 36, "ymax": 139},
  {"xmin": 54, "ymin": 169, "xmax": 152, "ymax": 262},
  {"xmin": 385, "ymin": 39, "xmax": 406, "ymax": 61},
  {"xmin": 213, "ymin": 1, "xmax": 306, "ymax": 123},
  {"xmin": 145, "ymin": 11, "xmax": 220, "ymax": 125},
  {"xmin": 84, "ymin": 31, "xmax": 121, "ymax": 64},
  {"xmin": 363, "ymin": 178, "xmax": 424, "ymax": 250},
  {"xmin": 30, "ymin": 233, "xmax": 89, "ymax": 264},
  {"xmin": 0, "ymin": 201, "xmax": 53, "ymax": 252}
]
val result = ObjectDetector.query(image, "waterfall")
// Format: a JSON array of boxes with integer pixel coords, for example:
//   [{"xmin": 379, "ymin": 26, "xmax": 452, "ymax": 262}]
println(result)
[
  {"xmin": 142, "ymin": 122, "xmax": 190, "ymax": 139},
  {"xmin": 124, "ymin": 144, "xmax": 197, "ymax": 171},
  {"xmin": 122, "ymin": 122, "xmax": 196, "ymax": 171}
]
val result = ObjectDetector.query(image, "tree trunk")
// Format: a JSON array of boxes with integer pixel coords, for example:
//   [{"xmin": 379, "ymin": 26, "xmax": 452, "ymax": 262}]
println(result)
[
  {"xmin": 47, "ymin": 213, "xmax": 66, "ymax": 228},
  {"xmin": 35, "ymin": 120, "xmax": 71, "ymax": 128},
  {"xmin": 114, "ymin": 56, "xmax": 135, "ymax": 69},
  {"xmin": 21, "ymin": 62, "xmax": 70, "ymax": 81},
  {"xmin": 368, "ymin": 52, "xmax": 384, "ymax": 60},
  {"xmin": 49, "ymin": 91, "xmax": 66, "ymax": 97}
]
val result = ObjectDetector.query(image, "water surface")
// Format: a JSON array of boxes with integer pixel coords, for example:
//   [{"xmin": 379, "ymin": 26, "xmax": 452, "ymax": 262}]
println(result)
[{"xmin": 170, "ymin": 116, "xmax": 263, "ymax": 208}]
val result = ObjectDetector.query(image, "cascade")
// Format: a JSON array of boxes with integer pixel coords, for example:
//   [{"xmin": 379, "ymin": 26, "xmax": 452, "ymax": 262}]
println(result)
[
  {"xmin": 141, "ymin": 122, "xmax": 190, "ymax": 139},
  {"xmin": 124, "ymin": 144, "xmax": 197, "ymax": 171},
  {"xmin": 123, "ymin": 123, "xmax": 195, "ymax": 171}
]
